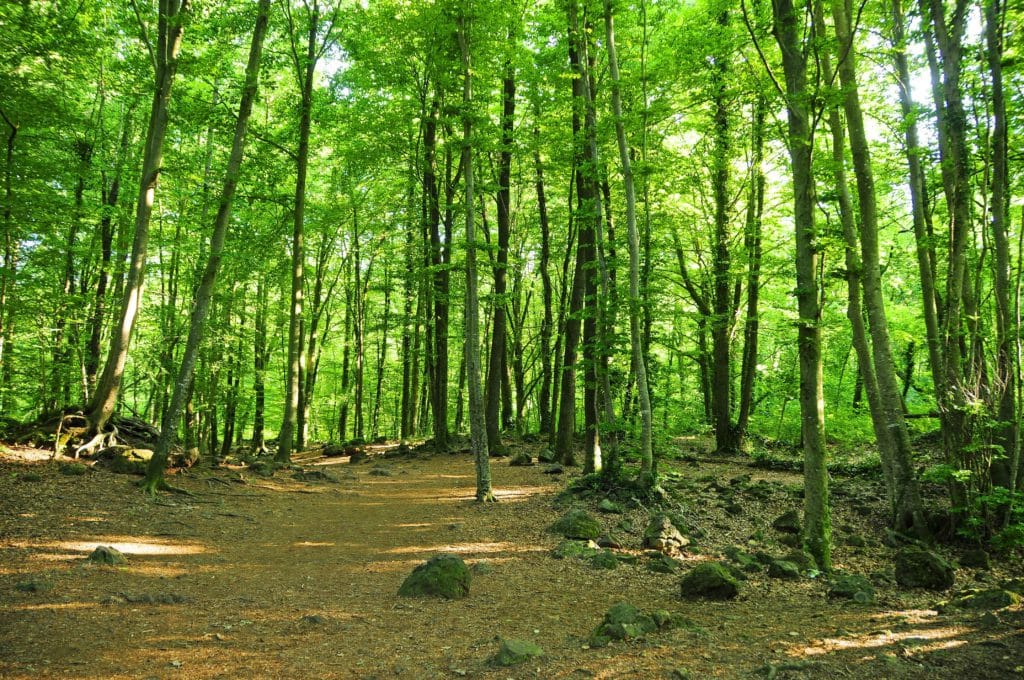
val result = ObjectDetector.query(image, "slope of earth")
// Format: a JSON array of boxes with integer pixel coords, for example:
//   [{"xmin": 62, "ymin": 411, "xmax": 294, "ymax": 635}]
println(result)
[{"xmin": 1, "ymin": 441, "xmax": 1023, "ymax": 679}]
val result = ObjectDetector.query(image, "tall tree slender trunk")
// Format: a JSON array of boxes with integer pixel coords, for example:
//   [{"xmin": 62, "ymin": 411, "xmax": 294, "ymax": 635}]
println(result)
[
  {"xmin": 772, "ymin": 0, "xmax": 831, "ymax": 570},
  {"xmin": 252, "ymin": 278, "xmax": 269, "ymax": 453},
  {"xmin": 144, "ymin": 0, "xmax": 269, "ymax": 491},
  {"xmin": 0, "ymin": 108, "xmax": 17, "ymax": 410},
  {"xmin": 737, "ymin": 95, "xmax": 765, "ymax": 441},
  {"xmin": 456, "ymin": 9, "xmax": 493, "ymax": 502},
  {"xmin": 604, "ymin": 0, "xmax": 653, "ymax": 479},
  {"xmin": 485, "ymin": 50, "xmax": 515, "ymax": 456},
  {"xmin": 423, "ymin": 96, "xmax": 449, "ymax": 451},
  {"xmin": 830, "ymin": 0, "xmax": 926, "ymax": 534},
  {"xmin": 372, "ymin": 268, "xmax": 391, "ymax": 439},
  {"xmin": 534, "ymin": 113, "xmax": 554, "ymax": 436},
  {"xmin": 279, "ymin": 2, "xmax": 324, "ymax": 463},
  {"xmin": 87, "ymin": 0, "xmax": 190, "ymax": 433}
]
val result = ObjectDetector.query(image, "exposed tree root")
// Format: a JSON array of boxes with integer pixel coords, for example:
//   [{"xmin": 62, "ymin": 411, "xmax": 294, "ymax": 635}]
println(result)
[
  {"xmin": 139, "ymin": 475, "xmax": 194, "ymax": 498},
  {"xmin": 476, "ymin": 491, "xmax": 498, "ymax": 503}
]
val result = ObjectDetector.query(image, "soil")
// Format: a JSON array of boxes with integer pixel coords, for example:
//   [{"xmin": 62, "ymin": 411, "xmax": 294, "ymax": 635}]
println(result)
[{"xmin": 1, "ymin": 438, "xmax": 1023, "ymax": 679}]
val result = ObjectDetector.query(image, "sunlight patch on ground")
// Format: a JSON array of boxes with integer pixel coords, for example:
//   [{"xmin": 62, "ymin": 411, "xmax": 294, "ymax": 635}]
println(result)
[
  {"xmin": 383, "ymin": 541, "xmax": 544, "ymax": 556},
  {"xmin": 7, "ymin": 602, "xmax": 98, "ymax": 612},
  {"xmin": 797, "ymin": 626, "xmax": 966, "ymax": 658},
  {"xmin": 394, "ymin": 523, "xmax": 432, "ymax": 528},
  {"xmin": 292, "ymin": 541, "xmax": 336, "ymax": 547}
]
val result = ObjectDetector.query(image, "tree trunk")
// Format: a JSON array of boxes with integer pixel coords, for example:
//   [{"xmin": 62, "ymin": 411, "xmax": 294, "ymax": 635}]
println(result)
[
  {"xmin": 143, "ymin": 0, "xmax": 269, "ymax": 492},
  {"xmin": 534, "ymin": 113, "xmax": 554, "ymax": 436},
  {"xmin": 604, "ymin": 0, "xmax": 653, "ymax": 479},
  {"xmin": 772, "ymin": 0, "xmax": 831, "ymax": 570},
  {"xmin": 456, "ymin": 9, "xmax": 493, "ymax": 502},
  {"xmin": 87, "ymin": 0, "xmax": 190, "ymax": 434}
]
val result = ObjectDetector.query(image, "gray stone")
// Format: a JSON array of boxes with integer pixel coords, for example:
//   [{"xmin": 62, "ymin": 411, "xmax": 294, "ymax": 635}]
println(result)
[
  {"xmin": 679, "ymin": 562, "xmax": 740, "ymax": 600},
  {"xmin": 490, "ymin": 639, "xmax": 543, "ymax": 667},
  {"xmin": 643, "ymin": 514, "xmax": 689, "ymax": 554},
  {"xmin": 946, "ymin": 588, "xmax": 1020, "ymax": 611},
  {"xmin": 549, "ymin": 509, "xmax": 602, "ymax": 540},
  {"xmin": 397, "ymin": 554, "xmax": 470, "ymax": 599},
  {"xmin": 895, "ymin": 546, "xmax": 955, "ymax": 591}
]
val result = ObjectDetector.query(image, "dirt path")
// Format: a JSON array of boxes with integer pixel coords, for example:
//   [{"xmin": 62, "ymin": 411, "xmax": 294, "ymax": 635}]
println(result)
[{"xmin": 2, "ymin": 446, "xmax": 1022, "ymax": 678}]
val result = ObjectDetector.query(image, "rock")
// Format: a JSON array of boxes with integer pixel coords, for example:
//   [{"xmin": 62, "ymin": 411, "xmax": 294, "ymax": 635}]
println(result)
[
  {"xmin": 828, "ymin": 574, "xmax": 875, "ymax": 603},
  {"xmin": 778, "ymin": 533, "xmax": 802, "ymax": 548},
  {"xmin": 843, "ymin": 534, "xmax": 868, "ymax": 548},
  {"xmin": 679, "ymin": 562, "xmax": 740, "ymax": 600},
  {"xmin": 782, "ymin": 550, "xmax": 817, "ymax": 572},
  {"xmin": 597, "ymin": 498, "xmax": 623, "ymax": 514},
  {"xmin": 508, "ymin": 452, "xmax": 534, "ymax": 466},
  {"xmin": 59, "ymin": 462, "xmax": 89, "ymax": 476},
  {"xmin": 895, "ymin": 546, "xmax": 955, "ymax": 591},
  {"xmin": 347, "ymin": 447, "xmax": 368, "ymax": 463},
  {"xmin": 537, "ymin": 448, "xmax": 557, "ymax": 463},
  {"xmin": 15, "ymin": 579, "xmax": 51, "ymax": 593},
  {"xmin": 551, "ymin": 540, "xmax": 599, "ymax": 560},
  {"xmin": 542, "ymin": 464, "xmax": 564, "ymax": 475},
  {"xmin": 470, "ymin": 560, "xmax": 494, "ymax": 575},
  {"xmin": 589, "ymin": 549, "xmax": 619, "ymax": 570},
  {"xmin": 770, "ymin": 557, "xmax": 802, "ymax": 577},
  {"xmin": 647, "ymin": 553, "xmax": 680, "ymax": 574},
  {"xmin": 86, "ymin": 546, "xmax": 127, "ymax": 566},
  {"xmin": 772, "ymin": 510, "xmax": 801, "ymax": 534},
  {"xmin": 99, "ymin": 446, "xmax": 153, "ymax": 475},
  {"xmin": 549, "ymin": 509, "xmax": 602, "ymax": 540},
  {"xmin": 960, "ymin": 548, "xmax": 991, "ymax": 569},
  {"xmin": 724, "ymin": 502, "xmax": 744, "ymax": 516},
  {"xmin": 723, "ymin": 546, "xmax": 762, "ymax": 573},
  {"xmin": 19, "ymin": 472, "xmax": 43, "ymax": 482},
  {"xmin": 300, "ymin": 614, "xmax": 327, "ymax": 625},
  {"xmin": 596, "ymin": 534, "xmax": 622, "ymax": 549},
  {"xmin": 397, "ymin": 554, "xmax": 470, "ymax": 599},
  {"xmin": 369, "ymin": 466, "xmax": 393, "ymax": 476},
  {"xmin": 946, "ymin": 588, "xmax": 1021, "ymax": 611},
  {"xmin": 171, "ymin": 447, "xmax": 200, "ymax": 468},
  {"xmin": 589, "ymin": 602, "xmax": 661, "ymax": 647},
  {"xmin": 643, "ymin": 514, "xmax": 689, "ymax": 554},
  {"xmin": 292, "ymin": 469, "xmax": 337, "ymax": 483},
  {"xmin": 489, "ymin": 638, "xmax": 543, "ymax": 667}
]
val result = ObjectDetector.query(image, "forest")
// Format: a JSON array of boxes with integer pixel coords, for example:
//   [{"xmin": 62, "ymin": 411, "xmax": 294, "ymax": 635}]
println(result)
[{"xmin": 1, "ymin": 0, "xmax": 1023, "ymax": 676}]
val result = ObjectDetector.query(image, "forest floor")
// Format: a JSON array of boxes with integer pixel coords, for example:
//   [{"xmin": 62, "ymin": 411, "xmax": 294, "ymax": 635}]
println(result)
[{"xmin": 1, "ymin": 437, "xmax": 1023, "ymax": 679}]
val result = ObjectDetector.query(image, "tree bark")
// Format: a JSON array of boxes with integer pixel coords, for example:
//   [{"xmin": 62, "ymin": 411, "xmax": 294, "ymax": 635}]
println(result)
[
  {"xmin": 144, "ymin": 0, "xmax": 269, "ymax": 491},
  {"xmin": 87, "ymin": 0, "xmax": 190, "ymax": 434}
]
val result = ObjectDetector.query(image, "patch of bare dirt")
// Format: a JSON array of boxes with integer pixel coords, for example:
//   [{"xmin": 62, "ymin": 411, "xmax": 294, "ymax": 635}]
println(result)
[{"xmin": 1, "ymin": 440, "xmax": 1023, "ymax": 679}]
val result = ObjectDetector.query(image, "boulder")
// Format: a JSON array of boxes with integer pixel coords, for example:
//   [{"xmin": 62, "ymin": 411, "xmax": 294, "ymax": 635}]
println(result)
[
  {"xmin": 598, "ymin": 498, "xmax": 624, "ymax": 514},
  {"xmin": 86, "ymin": 545, "xmax": 127, "ymax": 566},
  {"xmin": 537, "ymin": 448, "xmax": 557, "ymax": 463},
  {"xmin": 589, "ymin": 602, "xmax": 667, "ymax": 647},
  {"xmin": 490, "ymin": 639, "xmax": 543, "ymax": 667},
  {"xmin": 100, "ymin": 446, "xmax": 153, "ymax": 475},
  {"xmin": 828, "ymin": 574, "xmax": 875, "ymax": 603},
  {"xmin": 552, "ymin": 539, "xmax": 599, "ymax": 560},
  {"xmin": 767, "ymin": 560, "xmax": 801, "ymax": 580},
  {"xmin": 895, "ymin": 546, "xmax": 955, "ymax": 591},
  {"xmin": 772, "ymin": 510, "xmax": 801, "ymax": 534},
  {"xmin": 959, "ymin": 548, "xmax": 991, "ymax": 570},
  {"xmin": 647, "ymin": 554, "xmax": 681, "ymax": 574},
  {"xmin": 589, "ymin": 549, "xmax": 619, "ymax": 570},
  {"xmin": 679, "ymin": 562, "xmax": 739, "ymax": 600},
  {"xmin": 549, "ymin": 509, "xmax": 602, "ymax": 540},
  {"xmin": 397, "ymin": 554, "xmax": 470, "ymax": 599},
  {"xmin": 945, "ymin": 588, "xmax": 1020, "ymax": 611},
  {"xmin": 509, "ymin": 452, "xmax": 534, "ymax": 467},
  {"xmin": 643, "ymin": 514, "xmax": 689, "ymax": 554}
]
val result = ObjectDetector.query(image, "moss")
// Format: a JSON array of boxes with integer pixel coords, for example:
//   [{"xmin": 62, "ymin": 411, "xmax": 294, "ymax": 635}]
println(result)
[
  {"xmin": 679, "ymin": 562, "xmax": 739, "ymax": 600},
  {"xmin": 490, "ymin": 638, "xmax": 543, "ymax": 666},
  {"xmin": 549, "ymin": 509, "xmax": 602, "ymax": 540},
  {"xmin": 895, "ymin": 546, "xmax": 954, "ymax": 591},
  {"xmin": 397, "ymin": 554, "xmax": 470, "ymax": 599}
]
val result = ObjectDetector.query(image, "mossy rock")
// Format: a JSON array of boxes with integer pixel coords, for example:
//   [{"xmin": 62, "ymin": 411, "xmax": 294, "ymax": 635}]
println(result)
[
  {"xmin": 100, "ymin": 447, "xmax": 153, "ymax": 475},
  {"xmin": 828, "ymin": 574, "xmax": 875, "ymax": 603},
  {"xmin": 647, "ymin": 553, "xmax": 681, "ymax": 574},
  {"xmin": 397, "ymin": 554, "xmax": 470, "ymax": 599},
  {"xmin": 589, "ymin": 601, "xmax": 664, "ymax": 647},
  {"xmin": 679, "ymin": 562, "xmax": 739, "ymax": 600},
  {"xmin": 723, "ymin": 546, "xmax": 761, "ymax": 573},
  {"xmin": 59, "ymin": 462, "xmax": 89, "ymax": 476},
  {"xmin": 508, "ymin": 451, "xmax": 534, "ymax": 467},
  {"xmin": 895, "ymin": 546, "xmax": 955, "ymax": 591},
  {"xmin": 772, "ymin": 510, "xmax": 801, "ymax": 534},
  {"xmin": 86, "ymin": 546, "xmax": 127, "ymax": 566},
  {"xmin": 19, "ymin": 472, "xmax": 43, "ymax": 483},
  {"xmin": 490, "ymin": 638, "xmax": 543, "ymax": 667},
  {"xmin": 782, "ymin": 550, "xmax": 817, "ymax": 572},
  {"xmin": 959, "ymin": 548, "xmax": 991, "ymax": 570},
  {"xmin": 768, "ymin": 560, "xmax": 801, "ymax": 580},
  {"xmin": 537, "ymin": 448, "xmax": 557, "ymax": 463},
  {"xmin": 597, "ymin": 498, "xmax": 624, "ymax": 514},
  {"xmin": 589, "ymin": 549, "xmax": 619, "ymax": 570},
  {"xmin": 945, "ymin": 588, "xmax": 1020, "ymax": 611},
  {"xmin": 549, "ymin": 508, "xmax": 602, "ymax": 540},
  {"xmin": 552, "ymin": 539, "xmax": 599, "ymax": 560}
]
